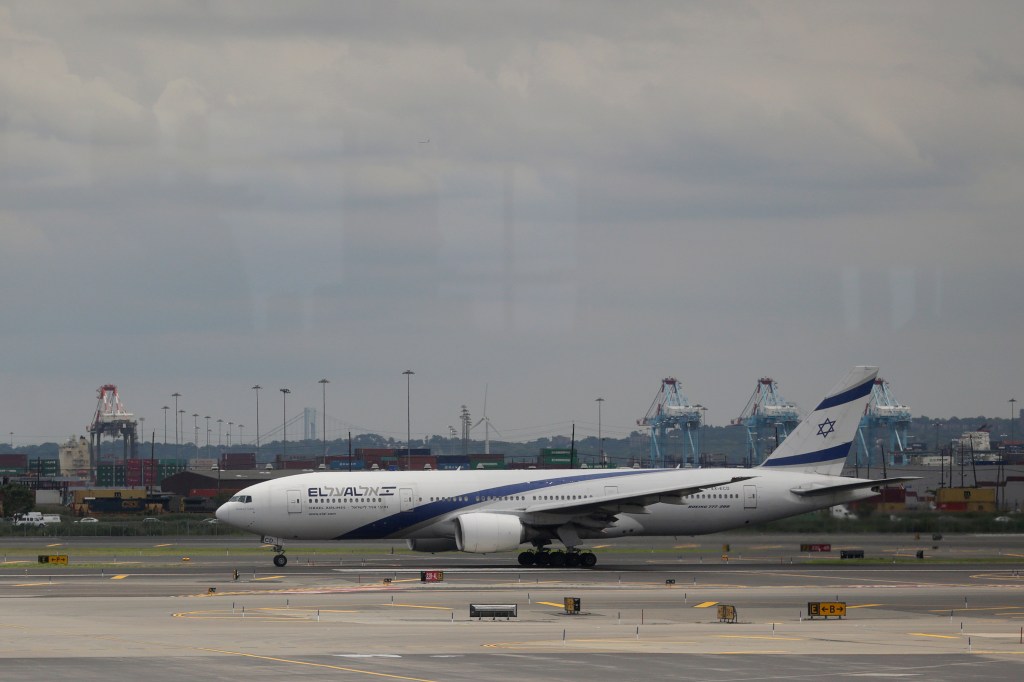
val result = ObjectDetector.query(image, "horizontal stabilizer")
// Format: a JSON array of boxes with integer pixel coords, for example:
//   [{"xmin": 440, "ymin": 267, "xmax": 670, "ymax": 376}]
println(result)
[{"xmin": 790, "ymin": 476, "xmax": 919, "ymax": 497}]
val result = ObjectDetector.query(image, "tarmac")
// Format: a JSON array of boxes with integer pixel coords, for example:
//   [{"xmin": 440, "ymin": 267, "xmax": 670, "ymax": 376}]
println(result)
[{"xmin": 2, "ymin": 533, "xmax": 1024, "ymax": 681}]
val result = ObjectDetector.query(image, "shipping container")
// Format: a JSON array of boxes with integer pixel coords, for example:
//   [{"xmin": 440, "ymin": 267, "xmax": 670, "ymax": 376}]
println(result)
[
  {"xmin": 468, "ymin": 453, "xmax": 505, "ymax": 464},
  {"xmin": 0, "ymin": 453, "xmax": 29, "ymax": 468},
  {"xmin": 935, "ymin": 487, "xmax": 997, "ymax": 512}
]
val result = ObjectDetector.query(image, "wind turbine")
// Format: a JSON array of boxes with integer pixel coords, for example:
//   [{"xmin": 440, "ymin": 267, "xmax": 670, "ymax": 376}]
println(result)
[{"xmin": 471, "ymin": 385, "xmax": 501, "ymax": 455}]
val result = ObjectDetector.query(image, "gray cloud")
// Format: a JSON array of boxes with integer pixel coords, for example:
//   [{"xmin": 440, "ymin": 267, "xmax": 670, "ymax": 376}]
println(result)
[{"xmin": 1, "ymin": 1, "xmax": 1022, "ymax": 444}]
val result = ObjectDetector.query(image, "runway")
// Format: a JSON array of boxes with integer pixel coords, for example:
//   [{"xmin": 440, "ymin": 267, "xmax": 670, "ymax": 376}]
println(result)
[{"xmin": 3, "ymin": 534, "xmax": 1024, "ymax": 681}]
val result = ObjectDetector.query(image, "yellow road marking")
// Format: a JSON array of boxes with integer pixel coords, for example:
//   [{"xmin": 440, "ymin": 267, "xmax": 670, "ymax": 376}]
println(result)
[
  {"xmin": 198, "ymin": 647, "xmax": 438, "ymax": 681},
  {"xmin": 536, "ymin": 601, "xmax": 565, "ymax": 608},
  {"xmin": 252, "ymin": 575, "xmax": 285, "ymax": 581},
  {"xmin": 383, "ymin": 604, "xmax": 452, "ymax": 611},
  {"xmin": 694, "ymin": 601, "xmax": 718, "ymax": 608},
  {"xmin": 111, "ymin": 575, "xmax": 129, "ymax": 580},
  {"xmin": 910, "ymin": 633, "xmax": 960, "ymax": 639}
]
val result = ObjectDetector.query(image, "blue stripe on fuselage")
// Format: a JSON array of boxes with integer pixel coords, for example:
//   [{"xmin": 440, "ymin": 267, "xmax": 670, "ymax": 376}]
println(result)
[
  {"xmin": 759, "ymin": 441, "xmax": 853, "ymax": 468},
  {"xmin": 334, "ymin": 469, "xmax": 665, "ymax": 540},
  {"xmin": 814, "ymin": 377, "xmax": 874, "ymax": 411}
]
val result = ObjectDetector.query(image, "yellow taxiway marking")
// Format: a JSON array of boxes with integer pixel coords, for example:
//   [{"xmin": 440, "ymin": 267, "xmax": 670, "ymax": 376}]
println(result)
[
  {"xmin": 910, "ymin": 633, "xmax": 960, "ymax": 639},
  {"xmin": 174, "ymin": 607, "xmax": 358, "ymax": 619},
  {"xmin": 714, "ymin": 650, "xmax": 790, "ymax": 655},
  {"xmin": 383, "ymin": 603, "xmax": 452, "ymax": 611},
  {"xmin": 590, "ymin": 544, "xmax": 612, "ymax": 549},
  {"xmin": 252, "ymin": 575, "xmax": 285, "ymax": 581},
  {"xmin": 111, "ymin": 575, "xmax": 129, "ymax": 580},
  {"xmin": 672, "ymin": 544, "xmax": 700, "ymax": 549},
  {"xmin": 536, "ymin": 601, "xmax": 566, "ymax": 608},
  {"xmin": 847, "ymin": 603, "xmax": 883, "ymax": 609},
  {"xmin": 153, "ymin": 543, "xmax": 173, "ymax": 548},
  {"xmin": 715, "ymin": 635, "xmax": 803, "ymax": 641},
  {"xmin": 14, "ymin": 583, "xmax": 56, "ymax": 587},
  {"xmin": 694, "ymin": 601, "xmax": 719, "ymax": 608},
  {"xmin": 928, "ymin": 606, "xmax": 1021, "ymax": 613},
  {"xmin": 198, "ymin": 647, "xmax": 438, "ymax": 681},
  {"xmin": 46, "ymin": 543, "xmax": 63, "ymax": 548}
]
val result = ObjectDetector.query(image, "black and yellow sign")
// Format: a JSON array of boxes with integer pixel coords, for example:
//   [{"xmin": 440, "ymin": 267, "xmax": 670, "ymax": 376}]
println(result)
[
  {"xmin": 420, "ymin": 570, "xmax": 444, "ymax": 583},
  {"xmin": 37, "ymin": 555, "xmax": 68, "ymax": 565},
  {"xmin": 807, "ymin": 601, "xmax": 846, "ymax": 619},
  {"xmin": 564, "ymin": 597, "xmax": 581, "ymax": 614},
  {"xmin": 716, "ymin": 604, "xmax": 738, "ymax": 623}
]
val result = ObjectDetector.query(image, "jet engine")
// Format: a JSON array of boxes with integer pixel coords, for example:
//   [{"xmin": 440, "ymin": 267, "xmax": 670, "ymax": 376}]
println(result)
[
  {"xmin": 455, "ymin": 512, "xmax": 525, "ymax": 553},
  {"xmin": 406, "ymin": 538, "xmax": 459, "ymax": 553}
]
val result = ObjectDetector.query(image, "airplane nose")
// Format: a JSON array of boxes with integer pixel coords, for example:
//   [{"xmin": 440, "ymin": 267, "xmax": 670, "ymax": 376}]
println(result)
[{"xmin": 215, "ymin": 502, "xmax": 230, "ymax": 524}]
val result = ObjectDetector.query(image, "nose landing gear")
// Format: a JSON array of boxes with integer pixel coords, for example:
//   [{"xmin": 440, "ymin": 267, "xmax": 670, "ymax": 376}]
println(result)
[{"xmin": 261, "ymin": 535, "xmax": 287, "ymax": 567}]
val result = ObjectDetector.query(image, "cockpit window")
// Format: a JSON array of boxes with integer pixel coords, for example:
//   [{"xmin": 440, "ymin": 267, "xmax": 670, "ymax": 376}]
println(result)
[{"xmin": 228, "ymin": 495, "xmax": 253, "ymax": 503}]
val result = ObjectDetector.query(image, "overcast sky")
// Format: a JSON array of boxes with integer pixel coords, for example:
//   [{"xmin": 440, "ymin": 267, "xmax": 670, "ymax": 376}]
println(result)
[{"xmin": 2, "ymin": 1, "xmax": 1023, "ymax": 448}]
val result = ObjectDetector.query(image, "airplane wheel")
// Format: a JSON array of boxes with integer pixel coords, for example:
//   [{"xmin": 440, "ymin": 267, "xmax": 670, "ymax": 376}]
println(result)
[
  {"xmin": 548, "ymin": 550, "xmax": 566, "ymax": 567},
  {"xmin": 580, "ymin": 552, "xmax": 597, "ymax": 568},
  {"xmin": 564, "ymin": 552, "xmax": 580, "ymax": 568},
  {"xmin": 533, "ymin": 552, "xmax": 551, "ymax": 567},
  {"xmin": 517, "ymin": 551, "xmax": 536, "ymax": 566},
  {"xmin": 273, "ymin": 554, "xmax": 288, "ymax": 567}
]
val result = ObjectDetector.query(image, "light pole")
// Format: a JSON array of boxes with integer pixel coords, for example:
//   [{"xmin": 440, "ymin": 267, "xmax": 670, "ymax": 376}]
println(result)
[
  {"xmin": 595, "ymin": 397, "xmax": 605, "ymax": 464},
  {"xmin": 238, "ymin": 424, "xmax": 244, "ymax": 446},
  {"xmin": 1011, "ymin": 398, "xmax": 1017, "ymax": 445},
  {"xmin": 699, "ymin": 405, "xmax": 708, "ymax": 462},
  {"xmin": 205, "ymin": 416, "xmax": 211, "ymax": 455},
  {"xmin": 162, "ymin": 406, "xmax": 169, "ymax": 445},
  {"xmin": 171, "ymin": 392, "xmax": 181, "ymax": 456},
  {"xmin": 228, "ymin": 421, "xmax": 233, "ymax": 447},
  {"xmin": 178, "ymin": 409, "xmax": 185, "ymax": 457},
  {"xmin": 252, "ymin": 385, "xmax": 262, "ymax": 459},
  {"xmin": 319, "ymin": 378, "xmax": 330, "ymax": 468},
  {"xmin": 403, "ymin": 370, "xmax": 414, "ymax": 470},
  {"xmin": 193, "ymin": 414, "xmax": 199, "ymax": 456},
  {"xmin": 280, "ymin": 388, "xmax": 291, "ymax": 459},
  {"xmin": 217, "ymin": 419, "xmax": 223, "ymax": 446}
]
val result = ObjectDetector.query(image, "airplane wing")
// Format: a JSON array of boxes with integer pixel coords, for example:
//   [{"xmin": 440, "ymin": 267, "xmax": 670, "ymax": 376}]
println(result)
[
  {"xmin": 522, "ymin": 475, "xmax": 756, "ymax": 518},
  {"xmin": 789, "ymin": 476, "xmax": 919, "ymax": 497}
]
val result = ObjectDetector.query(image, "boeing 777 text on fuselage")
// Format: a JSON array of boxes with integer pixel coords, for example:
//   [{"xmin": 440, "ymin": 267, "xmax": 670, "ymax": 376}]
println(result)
[{"xmin": 217, "ymin": 366, "xmax": 911, "ymax": 567}]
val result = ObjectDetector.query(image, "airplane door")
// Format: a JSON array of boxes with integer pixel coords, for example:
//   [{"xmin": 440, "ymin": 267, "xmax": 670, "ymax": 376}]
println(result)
[
  {"xmin": 286, "ymin": 490, "xmax": 303, "ymax": 514},
  {"xmin": 400, "ymin": 487, "xmax": 415, "ymax": 512},
  {"xmin": 743, "ymin": 485, "xmax": 757, "ymax": 509}
]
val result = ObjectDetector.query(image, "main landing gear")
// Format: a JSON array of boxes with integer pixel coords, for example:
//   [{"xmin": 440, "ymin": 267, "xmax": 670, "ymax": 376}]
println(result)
[{"xmin": 517, "ymin": 548, "xmax": 597, "ymax": 568}]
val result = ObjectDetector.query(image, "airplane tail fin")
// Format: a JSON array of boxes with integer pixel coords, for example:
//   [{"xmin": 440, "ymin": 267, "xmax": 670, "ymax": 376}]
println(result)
[{"xmin": 759, "ymin": 366, "xmax": 877, "ymax": 476}]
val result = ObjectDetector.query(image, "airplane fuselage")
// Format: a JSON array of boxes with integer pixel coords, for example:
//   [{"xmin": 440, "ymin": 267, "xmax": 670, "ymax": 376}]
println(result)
[{"xmin": 217, "ymin": 467, "xmax": 877, "ymax": 543}]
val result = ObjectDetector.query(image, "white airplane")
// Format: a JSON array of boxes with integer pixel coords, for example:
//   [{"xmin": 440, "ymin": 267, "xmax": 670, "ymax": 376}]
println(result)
[{"xmin": 217, "ymin": 366, "xmax": 912, "ymax": 568}]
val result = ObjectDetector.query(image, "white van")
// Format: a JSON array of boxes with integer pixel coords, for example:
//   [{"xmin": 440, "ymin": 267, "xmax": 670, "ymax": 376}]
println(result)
[{"xmin": 11, "ymin": 512, "xmax": 62, "ymax": 527}]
